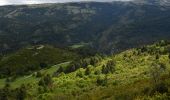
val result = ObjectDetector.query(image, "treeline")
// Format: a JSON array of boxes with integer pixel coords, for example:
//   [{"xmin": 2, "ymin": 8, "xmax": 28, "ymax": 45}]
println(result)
[{"xmin": 135, "ymin": 40, "xmax": 170, "ymax": 55}]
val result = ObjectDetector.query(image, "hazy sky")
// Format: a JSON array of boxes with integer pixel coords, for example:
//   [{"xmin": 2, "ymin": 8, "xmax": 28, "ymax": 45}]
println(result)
[{"xmin": 0, "ymin": 0, "xmax": 132, "ymax": 6}]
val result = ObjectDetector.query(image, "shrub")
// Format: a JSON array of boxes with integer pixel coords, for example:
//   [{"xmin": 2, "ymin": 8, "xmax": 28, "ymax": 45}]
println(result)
[
  {"xmin": 38, "ymin": 74, "xmax": 53, "ymax": 87},
  {"xmin": 76, "ymin": 71, "xmax": 84, "ymax": 78},
  {"xmin": 36, "ymin": 71, "xmax": 43, "ymax": 78},
  {"xmin": 96, "ymin": 76, "xmax": 107, "ymax": 86},
  {"xmin": 16, "ymin": 84, "xmax": 27, "ymax": 100},
  {"xmin": 153, "ymin": 82, "xmax": 168, "ymax": 94},
  {"xmin": 85, "ymin": 65, "xmax": 93, "ymax": 75},
  {"xmin": 156, "ymin": 54, "xmax": 160, "ymax": 60},
  {"xmin": 102, "ymin": 60, "xmax": 115, "ymax": 74},
  {"xmin": 94, "ymin": 70, "xmax": 101, "ymax": 75}
]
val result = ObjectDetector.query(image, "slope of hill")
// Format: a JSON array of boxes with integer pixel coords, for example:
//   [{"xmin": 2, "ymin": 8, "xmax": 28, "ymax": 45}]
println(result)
[
  {"xmin": 0, "ymin": 45, "xmax": 79, "ymax": 77},
  {"xmin": 1, "ymin": 41, "xmax": 170, "ymax": 99},
  {"xmin": 0, "ymin": 1, "xmax": 170, "ymax": 53}
]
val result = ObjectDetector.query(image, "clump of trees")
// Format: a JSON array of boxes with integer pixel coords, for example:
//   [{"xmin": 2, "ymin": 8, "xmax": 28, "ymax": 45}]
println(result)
[
  {"xmin": 149, "ymin": 63, "xmax": 166, "ymax": 84},
  {"xmin": 96, "ymin": 75, "xmax": 108, "ymax": 86},
  {"xmin": 55, "ymin": 55, "xmax": 102, "ymax": 74},
  {"xmin": 76, "ymin": 70, "xmax": 84, "ymax": 78},
  {"xmin": 135, "ymin": 40, "xmax": 170, "ymax": 56},
  {"xmin": 38, "ymin": 74, "xmax": 53, "ymax": 87},
  {"xmin": 38, "ymin": 74, "xmax": 53, "ymax": 93},
  {"xmin": 0, "ymin": 84, "xmax": 28, "ymax": 100},
  {"xmin": 148, "ymin": 63, "xmax": 168, "ymax": 95},
  {"xmin": 16, "ymin": 84, "xmax": 27, "ymax": 100},
  {"xmin": 102, "ymin": 60, "xmax": 116, "ymax": 74},
  {"xmin": 85, "ymin": 65, "xmax": 93, "ymax": 75}
]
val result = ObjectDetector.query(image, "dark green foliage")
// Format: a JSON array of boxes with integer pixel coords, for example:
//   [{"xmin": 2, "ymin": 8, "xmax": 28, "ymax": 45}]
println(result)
[
  {"xmin": 64, "ymin": 55, "xmax": 102, "ymax": 73},
  {"xmin": 57, "ymin": 66, "xmax": 64, "ymax": 73},
  {"xmin": 94, "ymin": 70, "xmax": 101, "ymax": 75},
  {"xmin": 38, "ymin": 79, "xmax": 46, "ymax": 87},
  {"xmin": 38, "ymin": 74, "xmax": 53, "ymax": 87},
  {"xmin": 16, "ymin": 84, "xmax": 27, "ymax": 100},
  {"xmin": 153, "ymin": 82, "xmax": 168, "ymax": 94},
  {"xmin": 0, "ymin": 45, "xmax": 79, "ymax": 77},
  {"xmin": 38, "ymin": 74, "xmax": 53, "ymax": 94},
  {"xmin": 141, "ymin": 46, "xmax": 147, "ymax": 53},
  {"xmin": 149, "ymin": 63, "xmax": 166, "ymax": 84},
  {"xmin": 159, "ymin": 63, "xmax": 166, "ymax": 70},
  {"xmin": 136, "ymin": 41, "xmax": 170, "ymax": 56},
  {"xmin": 85, "ymin": 66, "xmax": 92, "ymax": 75},
  {"xmin": 71, "ymin": 46, "xmax": 98, "ymax": 57},
  {"xmin": 5, "ymin": 78, "xmax": 10, "ymax": 83},
  {"xmin": 36, "ymin": 71, "xmax": 43, "ymax": 78},
  {"xmin": 0, "ymin": 89, "xmax": 9, "ymax": 100},
  {"xmin": 39, "ymin": 62, "xmax": 48, "ymax": 68},
  {"xmin": 168, "ymin": 54, "xmax": 170, "ymax": 59},
  {"xmin": 0, "ymin": 84, "xmax": 28, "ymax": 100},
  {"xmin": 156, "ymin": 54, "xmax": 160, "ymax": 59},
  {"xmin": 53, "ymin": 66, "xmax": 65, "ymax": 77},
  {"xmin": 96, "ymin": 76, "xmax": 108, "ymax": 86},
  {"xmin": 76, "ymin": 71, "xmax": 84, "ymax": 78},
  {"xmin": 102, "ymin": 60, "xmax": 115, "ymax": 74},
  {"xmin": 157, "ymin": 40, "xmax": 168, "ymax": 47}
]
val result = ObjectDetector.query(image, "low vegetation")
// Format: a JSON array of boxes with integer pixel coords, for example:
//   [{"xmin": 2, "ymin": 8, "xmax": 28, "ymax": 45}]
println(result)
[
  {"xmin": 0, "ymin": 45, "xmax": 79, "ymax": 77},
  {"xmin": 1, "ymin": 40, "xmax": 170, "ymax": 100}
]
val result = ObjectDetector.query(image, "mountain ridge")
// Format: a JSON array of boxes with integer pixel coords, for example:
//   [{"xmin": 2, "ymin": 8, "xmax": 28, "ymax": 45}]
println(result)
[
  {"xmin": 133, "ymin": 0, "xmax": 170, "ymax": 6},
  {"xmin": 0, "ymin": 2, "xmax": 170, "ymax": 54}
]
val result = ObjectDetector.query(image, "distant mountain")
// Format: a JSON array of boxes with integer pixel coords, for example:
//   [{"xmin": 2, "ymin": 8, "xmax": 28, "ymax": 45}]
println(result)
[
  {"xmin": 0, "ymin": 1, "xmax": 170, "ymax": 54},
  {"xmin": 133, "ymin": 0, "xmax": 170, "ymax": 6}
]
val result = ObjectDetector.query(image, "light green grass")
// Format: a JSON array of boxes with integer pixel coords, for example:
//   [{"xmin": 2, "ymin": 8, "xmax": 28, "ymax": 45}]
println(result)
[
  {"xmin": 0, "ymin": 62, "xmax": 70, "ymax": 88},
  {"xmin": 70, "ymin": 43, "xmax": 89, "ymax": 49}
]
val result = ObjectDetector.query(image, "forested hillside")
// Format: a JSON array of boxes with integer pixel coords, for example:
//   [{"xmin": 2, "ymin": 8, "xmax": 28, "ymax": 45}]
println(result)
[
  {"xmin": 0, "ymin": 1, "xmax": 170, "ymax": 53},
  {"xmin": 0, "ymin": 45, "xmax": 79, "ymax": 78},
  {"xmin": 1, "ymin": 41, "xmax": 170, "ymax": 99}
]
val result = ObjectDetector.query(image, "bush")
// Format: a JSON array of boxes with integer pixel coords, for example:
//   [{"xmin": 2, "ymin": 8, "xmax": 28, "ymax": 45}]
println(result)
[
  {"xmin": 102, "ymin": 60, "xmax": 115, "ymax": 74},
  {"xmin": 153, "ymin": 82, "xmax": 168, "ymax": 94},
  {"xmin": 76, "ymin": 70, "xmax": 84, "ymax": 78},
  {"xmin": 16, "ymin": 84, "xmax": 27, "ymax": 100},
  {"xmin": 94, "ymin": 70, "xmax": 101, "ymax": 75},
  {"xmin": 38, "ymin": 74, "xmax": 53, "ymax": 87},
  {"xmin": 96, "ymin": 76, "xmax": 107, "ymax": 86},
  {"xmin": 85, "ymin": 66, "xmax": 93, "ymax": 75},
  {"xmin": 36, "ymin": 71, "xmax": 43, "ymax": 78}
]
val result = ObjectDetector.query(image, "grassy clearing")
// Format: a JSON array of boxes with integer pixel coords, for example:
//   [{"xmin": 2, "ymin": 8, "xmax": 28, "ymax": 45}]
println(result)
[{"xmin": 70, "ymin": 43, "xmax": 89, "ymax": 49}]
